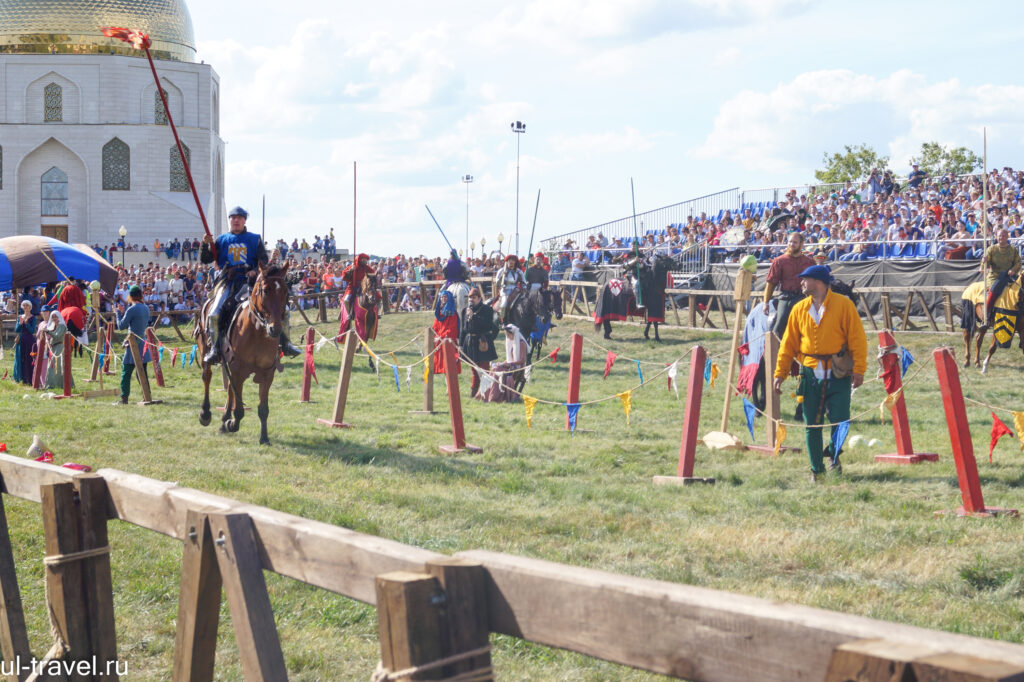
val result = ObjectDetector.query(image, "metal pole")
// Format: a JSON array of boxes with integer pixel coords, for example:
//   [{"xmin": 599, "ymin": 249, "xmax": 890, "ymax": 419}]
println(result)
[
  {"xmin": 261, "ymin": 194, "xmax": 265, "ymax": 242},
  {"xmin": 353, "ymin": 161, "xmax": 357, "ymax": 259},
  {"xmin": 515, "ymin": 132, "xmax": 521, "ymax": 257}
]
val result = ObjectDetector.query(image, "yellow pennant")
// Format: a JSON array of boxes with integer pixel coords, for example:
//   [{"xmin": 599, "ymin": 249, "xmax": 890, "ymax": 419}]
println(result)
[
  {"xmin": 773, "ymin": 422, "xmax": 786, "ymax": 457},
  {"xmin": 1014, "ymin": 411, "xmax": 1024, "ymax": 450},
  {"xmin": 423, "ymin": 356, "xmax": 430, "ymax": 383},
  {"xmin": 617, "ymin": 391, "xmax": 632, "ymax": 426},
  {"xmin": 710, "ymin": 363, "xmax": 720, "ymax": 388},
  {"xmin": 389, "ymin": 352, "xmax": 397, "ymax": 368},
  {"xmin": 524, "ymin": 396, "xmax": 538, "ymax": 428},
  {"xmin": 880, "ymin": 389, "xmax": 901, "ymax": 421}
]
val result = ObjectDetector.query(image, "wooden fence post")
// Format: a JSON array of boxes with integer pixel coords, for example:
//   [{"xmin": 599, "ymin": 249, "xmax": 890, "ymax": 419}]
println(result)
[
  {"xmin": 653, "ymin": 345, "xmax": 714, "ymax": 485},
  {"xmin": 410, "ymin": 328, "xmax": 438, "ymax": 415},
  {"xmin": 376, "ymin": 572, "xmax": 447, "ymax": 681},
  {"xmin": 76, "ymin": 476, "xmax": 119, "ymax": 678},
  {"xmin": 0, "ymin": 494, "xmax": 30, "ymax": 682},
  {"xmin": 439, "ymin": 340, "xmax": 481, "ymax": 454},
  {"xmin": 720, "ymin": 270, "xmax": 753, "ymax": 433},
  {"xmin": 318, "ymin": 331, "xmax": 357, "ymax": 428},
  {"xmin": 424, "ymin": 559, "xmax": 492, "ymax": 680},
  {"xmin": 318, "ymin": 294, "xmax": 328, "ymax": 323},
  {"xmin": 172, "ymin": 511, "xmax": 222, "ymax": 682}
]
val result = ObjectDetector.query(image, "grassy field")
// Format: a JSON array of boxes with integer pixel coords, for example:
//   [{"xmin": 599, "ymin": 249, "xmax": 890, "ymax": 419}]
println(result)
[{"xmin": 2, "ymin": 308, "xmax": 1024, "ymax": 680}]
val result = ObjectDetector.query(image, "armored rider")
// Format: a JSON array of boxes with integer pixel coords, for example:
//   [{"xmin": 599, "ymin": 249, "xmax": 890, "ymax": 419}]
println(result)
[
  {"xmin": 200, "ymin": 206, "xmax": 302, "ymax": 364},
  {"xmin": 443, "ymin": 249, "xmax": 470, "ymax": 287},
  {"xmin": 492, "ymin": 254, "xmax": 525, "ymax": 319},
  {"xmin": 341, "ymin": 253, "xmax": 377, "ymax": 319}
]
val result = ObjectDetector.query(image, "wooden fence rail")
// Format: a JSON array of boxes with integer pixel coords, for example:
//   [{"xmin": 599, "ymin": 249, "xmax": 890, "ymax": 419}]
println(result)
[{"xmin": 1, "ymin": 454, "xmax": 1023, "ymax": 680}]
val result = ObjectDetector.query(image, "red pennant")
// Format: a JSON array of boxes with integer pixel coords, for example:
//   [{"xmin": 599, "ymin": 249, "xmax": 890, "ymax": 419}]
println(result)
[
  {"xmin": 305, "ymin": 345, "xmax": 319, "ymax": 385},
  {"xmin": 737, "ymin": 343, "xmax": 750, "ymax": 356},
  {"xmin": 142, "ymin": 340, "xmax": 150, "ymax": 360},
  {"xmin": 548, "ymin": 347, "xmax": 560, "ymax": 363},
  {"xmin": 170, "ymin": 348, "xmax": 179, "ymax": 367},
  {"xmin": 989, "ymin": 413, "xmax": 1013, "ymax": 463},
  {"xmin": 35, "ymin": 451, "xmax": 54, "ymax": 464},
  {"xmin": 603, "ymin": 351, "xmax": 618, "ymax": 379},
  {"xmin": 62, "ymin": 463, "xmax": 92, "ymax": 472}
]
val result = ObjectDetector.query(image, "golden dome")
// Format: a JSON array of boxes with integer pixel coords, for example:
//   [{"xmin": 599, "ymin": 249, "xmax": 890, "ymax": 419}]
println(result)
[{"xmin": 0, "ymin": 0, "xmax": 195, "ymax": 62}]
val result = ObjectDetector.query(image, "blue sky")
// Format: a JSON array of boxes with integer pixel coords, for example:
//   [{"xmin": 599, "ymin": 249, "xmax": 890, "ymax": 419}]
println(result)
[{"xmin": 187, "ymin": 0, "xmax": 1024, "ymax": 257}]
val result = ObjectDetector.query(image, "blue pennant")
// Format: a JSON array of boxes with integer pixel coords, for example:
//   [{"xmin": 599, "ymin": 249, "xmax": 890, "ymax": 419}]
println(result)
[
  {"xmin": 636, "ymin": 360, "xmax": 644, "ymax": 385},
  {"xmin": 704, "ymin": 357, "xmax": 712, "ymax": 385},
  {"xmin": 831, "ymin": 420, "xmax": 850, "ymax": 458},
  {"xmin": 158, "ymin": 346, "xmax": 164, "ymax": 363},
  {"xmin": 899, "ymin": 346, "xmax": 914, "ymax": 377},
  {"xmin": 189, "ymin": 344, "xmax": 197, "ymax": 367},
  {"xmin": 98, "ymin": 352, "xmax": 105, "ymax": 368},
  {"xmin": 393, "ymin": 365, "xmax": 401, "ymax": 392},
  {"xmin": 566, "ymin": 403, "xmax": 581, "ymax": 434},
  {"xmin": 743, "ymin": 397, "xmax": 757, "ymax": 439}
]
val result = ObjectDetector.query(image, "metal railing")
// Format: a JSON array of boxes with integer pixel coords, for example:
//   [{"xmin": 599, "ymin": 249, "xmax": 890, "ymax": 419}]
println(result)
[{"xmin": 705, "ymin": 236, "xmax": 1012, "ymax": 264}]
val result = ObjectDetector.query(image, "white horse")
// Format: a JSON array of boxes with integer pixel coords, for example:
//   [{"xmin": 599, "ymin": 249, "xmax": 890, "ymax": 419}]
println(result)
[{"xmin": 443, "ymin": 281, "xmax": 472, "ymax": 319}]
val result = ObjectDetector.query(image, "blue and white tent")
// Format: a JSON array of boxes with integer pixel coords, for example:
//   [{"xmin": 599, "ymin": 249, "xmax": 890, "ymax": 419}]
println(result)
[{"xmin": 0, "ymin": 236, "xmax": 117, "ymax": 294}]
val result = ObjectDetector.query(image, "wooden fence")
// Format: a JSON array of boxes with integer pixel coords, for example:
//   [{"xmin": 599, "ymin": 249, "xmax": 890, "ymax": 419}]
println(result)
[{"xmin": 1, "ymin": 455, "xmax": 1023, "ymax": 680}]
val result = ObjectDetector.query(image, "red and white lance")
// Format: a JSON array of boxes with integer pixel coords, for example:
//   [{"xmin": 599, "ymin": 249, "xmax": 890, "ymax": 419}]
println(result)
[{"xmin": 101, "ymin": 27, "xmax": 212, "ymax": 238}]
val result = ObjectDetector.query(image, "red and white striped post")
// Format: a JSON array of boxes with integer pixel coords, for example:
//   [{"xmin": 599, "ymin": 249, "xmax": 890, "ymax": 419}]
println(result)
[
  {"xmin": 654, "ymin": 345, "xmax": 714, "ymax": 485},
  {"xmin": 875, "ymin": 330, "xmax": 936, "ymax": 464},
  {"xmin": 565, "ymin": 332, "xmax": 583, "ymax": 431},
  {"xmin": 933, "ymin": 348, "xmax": 1016, "ymax": 517},
  {"xmin": 299, "ymin": 327, "xmax": 315, "ymax": 403},
  {"xmin": 145, "ymin": 328, "xmax": 165, "ymax": 388},
  {"xmin": 439, "ymin": 339, "xmax": 481, "ymax": 454}
]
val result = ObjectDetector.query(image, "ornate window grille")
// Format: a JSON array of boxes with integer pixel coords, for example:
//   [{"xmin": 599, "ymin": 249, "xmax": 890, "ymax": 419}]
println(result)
[
  {"xmin": 44, "ymin": 83, "xmax": 62, "ymax": 122},
  {"xmin": 155, "ymin": 88, "xmax": 168, "ymax": 125},
  {"xmin": 170, "ymin": 144, "xmax": 190, "ymax": 192},
  {"xmin": 102, "ymin": 138, "xmax": 130, "ymax": 191},
  {"xmin": 41, "ymin": 167, "xmax": 68, "ymax": 216}
]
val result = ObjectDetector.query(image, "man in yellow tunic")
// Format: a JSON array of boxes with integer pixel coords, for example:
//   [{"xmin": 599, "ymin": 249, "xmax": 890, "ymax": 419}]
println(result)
[
  {"xmin": 773, "ymin": 265, "xmax": 867, "ymax": 481},
  {"xmin": 981, "ymin": 228, "xmax": 1021, "ymax": 324}
]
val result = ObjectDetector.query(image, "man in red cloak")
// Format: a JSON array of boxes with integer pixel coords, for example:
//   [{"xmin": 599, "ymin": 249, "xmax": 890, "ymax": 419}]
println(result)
[{"xmin": 341, "ymin": 253, "xmax": 377, "ymax": 319}]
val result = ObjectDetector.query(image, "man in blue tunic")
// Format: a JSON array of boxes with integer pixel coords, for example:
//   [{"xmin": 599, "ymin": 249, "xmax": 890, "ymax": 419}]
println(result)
[
  {"xmin": 113, "ymin": 285, "xmax": 151, "ymax": 404},
  {"xmin": 199, "ymin": 206, "xmax": 301, "ymax": 364}
]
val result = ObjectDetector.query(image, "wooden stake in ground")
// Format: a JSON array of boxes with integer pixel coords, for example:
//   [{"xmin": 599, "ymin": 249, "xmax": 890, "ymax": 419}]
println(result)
[
  {"xmin": 317, "ymin": 330, "xmax": 356, "ymax": 428},
  {"xmin": 410, "ymin": 327, "xmax": 439, "ymax": 415},
  {"xmin": 720, "ymin": 269, "xmax": 754, "ymax": 433}
]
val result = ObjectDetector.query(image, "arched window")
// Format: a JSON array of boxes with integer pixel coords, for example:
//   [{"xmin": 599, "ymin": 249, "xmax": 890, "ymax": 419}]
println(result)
[
  {"xmin": 155, "ymin": 88, "xmax": 168, "ymax": 125},
  {"xmin": 41, "ymin": 167, "xmax": 68, "ymax": 216},
  {"xmin": 102, "ymin": 138, "xmax": 130, "ymax": 190},
  {"xmin": 170, "ymin": 144, "xmax": 190, "ymax": 192},
  {"xmin": 44, "ymin": 82, "xmax": 62, "ymax": 122}
]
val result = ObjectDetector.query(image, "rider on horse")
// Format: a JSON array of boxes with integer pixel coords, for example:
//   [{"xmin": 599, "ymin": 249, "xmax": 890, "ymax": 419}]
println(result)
[
  {"xmin": 493, "ymin": 253, "xmax": 525, "ymax": 320},
  {"xmin": 524, "ymin": 252, "xmax": 549, "ymax": 293},
  {"xmin": 982, "ymin": 228, "xmax": 1022, "ymax": 324},
  {"xmin": 200, "ymin": 206, "xmax": 302, "ymax": 364},
  {"xmin": 341, "ymin": 253, "xmax": 377, "ymax": 319},
  {"xmin": 443, "ymin": 249, "xmax": 470, "ymax": 286}
]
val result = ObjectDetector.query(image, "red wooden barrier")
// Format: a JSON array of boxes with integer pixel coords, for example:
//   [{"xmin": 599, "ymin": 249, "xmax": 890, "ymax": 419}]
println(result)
[
  {"xmin": 933, "ymin": 348, "xmax": 1017, "ymax": 517},
  {"xmin": 145, "ymin": 328, "xmax": 165, "ymax": 388},
  {"xmin": 299, "ymin": 327, "xmax": 315, "ymax": 403},
  {"xmin": 565, "ymin": 333, "xmax": 583, "ymax": 431},
  {"xmin": 439, "ymin": 339, "xmax": 481, "ymax": 454},
  {"xmin": 875, "ymin": 330, "xmax": 937, "ymax": 464},
  {"xmin": 653, "ymin": 346, "xmax": 714, "ymax": 485},
  {"xmin": 51, "ymin": 333, "xmax": 76, "ymax": 399}
]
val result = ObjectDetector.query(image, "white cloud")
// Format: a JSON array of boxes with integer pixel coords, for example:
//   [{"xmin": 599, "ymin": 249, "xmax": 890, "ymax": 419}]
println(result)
[
  {"xmin": 550, "ymin": 126, "xmax": 663, "ymax": 158},
  {"xmin": 692, "ymin": 69, "xmax": 1024, "ymax": 175}
]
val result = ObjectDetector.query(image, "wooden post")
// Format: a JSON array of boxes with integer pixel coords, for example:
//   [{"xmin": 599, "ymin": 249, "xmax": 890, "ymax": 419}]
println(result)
[
  {"xmin": 943, "ymin": 292, "xmax": 954, "ymax": 332},
  {"xmin": 858, "ymin": 296, "xmax": 878, "ymax": 332},
  {"xmin": 88, "ymin": 293, "xmax": 104, "ymax": 382},
  {"xmin": 317, "ymin": 331, "xmax": 356, "ymax": 428},
  {"xmin": 933, "ymin": 348, "xmax": 1017, "ymax": 517},
  {"xmin": 916, "ymin": 291, "xmax": 939, "ymax": 331},
  {"xmin": 102, "ymin": 321, "xmax": 115, "ymax": 375},
  {"xmin": 126, "ymin": 333, "xmax": 158, "ymax": 405},
  {"xmin": 169, "ymin": 316, "xmax": 190, "ymax": 343},
  {"xmin": 296, "ymin": 304, "xmax": 315, "ymax": 328},
  {"xmin": 763, "ymin": 332, "xmax": 781, "ymax": 452},
  {"xmin": 53, "ymin": 333, "xmax": 75, "ymax": 399},
  {"xmin": 565, "ymin": 333, "xmax": 583, "ymax": 431},
  {"xmin": 439, "ymin": 340, "xmax": 481, "ymax": 454},
  {"xmin": 207, "ymin": 513, "xmax": 288, "ymax": 681},
  {"xmin": 827, "ymin": 639, "xmax": 1024, "ymax": 682},
  {"xmin": 653, "ymin": 345, "xmax": 713, "ymax": 485},
  {"xmin": 76, "ymin": 476, "xmax": 119, "ymax": 679},
  {"xmin": 424, "ymin": 559, "xmax": 492, "ymax": 679},
  {"xmin": 318, "ymin": 293, "xmax": 328, "ymax": 323},
  {"xmin": 688, "ymin": 293, "xmax": 697, "ymax": 327},
  {"xmin": 172, "ymin": 511, "xmax": 222, "ymax": 682},
  {"xmin": 720, "ymin": 270, "xmax": 753, "ymax": 433},
  {"xmin": 874, "ymin": 331, "xmax": 938, "ymax": 465},
  {"xmin": 881, "ymin": 293, "xmax": 894, "ymax": 330},
  {"xmin": 0, "ymin": 494, "xmax": 31, "ymax": 682},
  {"xmin": 145, "ymin": 328, "xmax": 165, "ymax": 388},
  {"xmin": 410, "ymin": 327, "xmax": 438, "ymax": 415},
  {"xmin": 299, "ymin": 326, "xmax": 315, "ymax": 403},
  {"xmin": 376, "ymin": 572, "xmax": 447, "ymax": 681}
]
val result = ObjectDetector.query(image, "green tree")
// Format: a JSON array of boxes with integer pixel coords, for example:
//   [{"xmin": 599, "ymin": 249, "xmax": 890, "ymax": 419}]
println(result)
[
  {"xmin": 814, "ymin": 144, "xmax": 890, "ymax": 184},
  {"xmin": 909, "ymin": 141, "xmax": 982, "ymax": 177}
]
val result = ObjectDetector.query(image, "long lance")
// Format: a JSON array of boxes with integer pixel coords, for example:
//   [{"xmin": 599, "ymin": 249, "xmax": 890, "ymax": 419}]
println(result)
[
  {"xmin": 526, "ymin": 189, "xmax": 541, "ymax": 264},
  {"xmin": 103, "ymin": 27, "xmax": 211, "ymax": 238},
  {"xmin": 425, "ymin": 205, "xmax": 456, "ymax": 253},
  {"xmin": 631, "ymin": 177, "xmax": 643, "ymax": 308}
]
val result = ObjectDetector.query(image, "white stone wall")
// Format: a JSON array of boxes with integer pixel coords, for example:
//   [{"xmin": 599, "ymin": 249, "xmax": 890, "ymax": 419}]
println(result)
[{"xmin": 0, "ymin": 53, "xmax": 225, "ymax": 245}]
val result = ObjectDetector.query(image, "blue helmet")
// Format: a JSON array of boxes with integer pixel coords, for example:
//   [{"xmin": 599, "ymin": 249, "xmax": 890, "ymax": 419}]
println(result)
[{"xmin": 228, "ymin": 206, "xmax": 249, "ymax": 219}]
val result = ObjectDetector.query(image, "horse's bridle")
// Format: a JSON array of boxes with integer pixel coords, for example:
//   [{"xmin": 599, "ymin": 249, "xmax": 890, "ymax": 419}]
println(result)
[{"xmin": 248, "ymin": 274, "xmax": 288, "ymax": 337}]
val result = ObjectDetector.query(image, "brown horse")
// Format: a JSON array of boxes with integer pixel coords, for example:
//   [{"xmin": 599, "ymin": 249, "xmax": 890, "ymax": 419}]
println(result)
[
  {"xmin": 961, "ymin": 274, "xmax": 1024, "ymax": 372},
  {"xmin": 196, "ymin": 263, "xmax": 290, "ymax": 444},
  {"xmin": 338, "ymin": 273, "xmax": 381, "ymax": 340}
]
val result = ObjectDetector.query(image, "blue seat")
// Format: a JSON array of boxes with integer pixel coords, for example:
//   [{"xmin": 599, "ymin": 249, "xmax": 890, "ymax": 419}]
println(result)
[
  {"xmin": 915, "ymin": 242, "xmax": 931, "ymax": 258},
  {"xmin": 587, "ymin": 250, "xmax": 600, "ymax": 264}
]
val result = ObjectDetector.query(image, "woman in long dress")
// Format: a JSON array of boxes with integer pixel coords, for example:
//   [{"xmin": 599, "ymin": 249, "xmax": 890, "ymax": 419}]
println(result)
[
  {"xmin": 12, "ymin": 300, "xmax": 37, "ymax": 384},
  {"xmin": 459, "ymin": 287, "xmax": 499, "ymax": 396},
  {"xmin": 42, "ymin": 310, "xmax": 72, "ymax": 391}
]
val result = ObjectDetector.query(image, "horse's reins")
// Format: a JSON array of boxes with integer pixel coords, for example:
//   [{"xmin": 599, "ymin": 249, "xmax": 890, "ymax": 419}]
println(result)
[{"xmin": 247, "ymin": 274, "xmax": 288, "ymax": 337}]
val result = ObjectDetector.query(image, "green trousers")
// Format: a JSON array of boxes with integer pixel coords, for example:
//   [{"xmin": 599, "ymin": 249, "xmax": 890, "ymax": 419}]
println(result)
[
  {"xmin": 120, "ymin": 362, "xmax": 148, "ymax": 401},
  {"xmin": 798, "ymin": 366, "xmax": 851, "ymax": 474}
]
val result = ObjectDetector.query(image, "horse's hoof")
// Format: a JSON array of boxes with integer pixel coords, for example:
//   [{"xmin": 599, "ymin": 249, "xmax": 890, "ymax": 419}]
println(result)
[
  {"xmin": 259, "ymin": 438, "xmax": 270, "ymax": 446},
  {"xmin": 199, "ymin": 412, "xmax": 211, "ymax": 427},
  {"xmin": 219, "ymin": 423, "xmax": 229, "ymax": 433},
  {"xmin": 228, "ymin": 420, "xmax": 240, "ymax": 433}
]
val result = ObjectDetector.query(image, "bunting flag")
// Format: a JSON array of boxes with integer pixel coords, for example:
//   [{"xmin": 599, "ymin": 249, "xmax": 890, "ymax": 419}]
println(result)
[
  {"xmin": 603, "ymin": 352, "xmax": 618, "ymax": 379},
  {"xmin": 899, "ymin": 346, "xmax": 914, "ymax": 377},
  {"xmin": 737, "ymin": 342, "xmax": 749, "ymax": 356},
  {"xmin": 743, "ymin": 397, "xmax": 756, "ymax": 438},
  {"xmin": 423, "ymin": 357, "xmax": 430, "ymax": 383},
  {"xmin": 709, "ymin": 363, "xmax": 720, "ymax": 388},
  {"xmin": 182, "ymin": 352, "xmax": 187, "ymax": 370},
  {"xmin": 704, "ymin": 358, "xmax": 712, "ymax": 384},
  {"xmin": 392, "ymin": 365, "xmax": 401, "ymax": 392},
  {"xmin": 98, "ymin": 352, "xmax": 106, "ymax": 369},
  {"xmin": 524, "ymin": 396, "xmax": 538, "ymax": 428},
  {"xmin": 566, "ymin": 403, "xmax": 581, "ymax": 434},
  {"xmin": 1014, "ymin": 411, "xmax": 1024, "ymax": 450},
  {"xmin": 389, "ymin": 352, "xmax": 398, "ymax": 369},
  {"xmin": 880, "ymin": 389, "xmax": 901, "ymax": 421},
  {"xmin": 990, "ymin": 413, "xmax": 1013, "ymax": 463},
  {"xmin": 305, "ymin": 345, "xmax": 319, "ymax": 385},
  {"xmin": 315, "ymin": 337, "xmax": 331, "ymax": 353},
  {"xmin": 635, "ymin": 361, "xmax": 644, "ymax": 385},
  {"xmin": 479, "ymin": 372, "xmax": 496, "ymax": 396},
  {"xmin": 548, "ymin": 347, "xmax": 560, "ymax": 363},
  {"xmin": 405, "ymin": 366, "xmax": 412, "ymax": 386},
  {"xmin": 141, "ymin": 340, "xmax": 150, "ymax": 360},
  {"xmin": 773, "ymin": 422, "xmax": 787, "ymax": 457},
  {"xmin": 667, "ymin": 361, "xmax": 679, "ymax": 398},
  {"xmin": 831, "ymin": 421, "xmax": 850, "ymax": 457},
  {"xmin": 617, "ymin": 391, "xmax": 632, "ymax": 426},
  {"xmin": 189, "ymin": 345, "xmax": 197, "ymax": 366},
  {"xmin": 158, "ymin": 345, "xmax": 164, "ymax": 363},
  {"xmin": 170, "ymin": 348, "xmax": 178, "ymax": 367}
]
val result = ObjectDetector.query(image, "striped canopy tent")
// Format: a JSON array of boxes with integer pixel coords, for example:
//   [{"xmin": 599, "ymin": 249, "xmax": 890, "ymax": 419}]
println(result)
[{"xmin": 0, "ymin": 236, "xmax": 117, "ymax": 294}]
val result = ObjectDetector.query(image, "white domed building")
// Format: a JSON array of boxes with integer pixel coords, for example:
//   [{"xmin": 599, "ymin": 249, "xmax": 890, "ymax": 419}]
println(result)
[{"xmin": 0, "ymin": 0, "xmax": 225, "ymax": 246}]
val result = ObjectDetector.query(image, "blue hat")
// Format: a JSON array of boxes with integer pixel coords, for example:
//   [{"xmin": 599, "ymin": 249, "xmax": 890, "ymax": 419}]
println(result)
[
  {"xmin": 228, "ymin": 206, "xmax": 249, "ymax": 219},
  {"xmin": 798, "ymin": 265, "xmax": 832, "ymax": 284}
]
